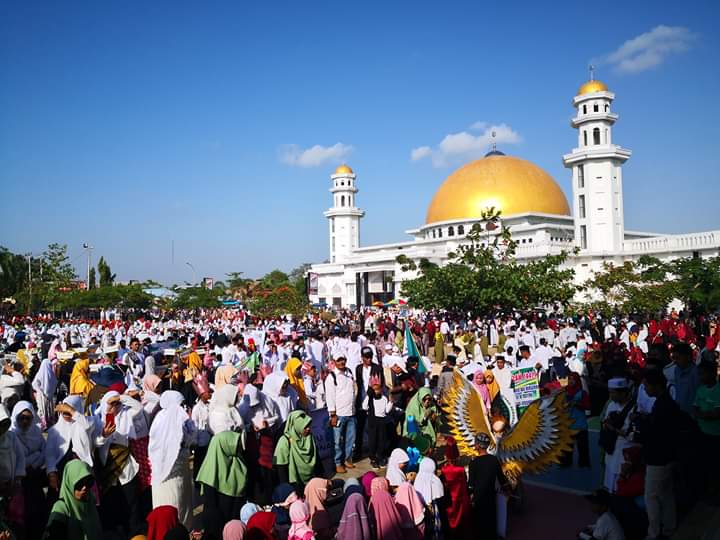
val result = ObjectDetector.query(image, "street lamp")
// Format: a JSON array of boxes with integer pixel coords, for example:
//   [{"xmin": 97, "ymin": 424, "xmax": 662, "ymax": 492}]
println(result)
[
  {"xmin": 83, "ymin": 243, "xmax": 94, "ymax": 290},
  {"xmin": 186, "ymin": 262, "xmax": 197, "ymax": 286}
]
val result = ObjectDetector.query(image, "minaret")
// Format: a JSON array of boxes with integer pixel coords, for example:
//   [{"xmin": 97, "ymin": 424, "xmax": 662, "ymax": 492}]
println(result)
[
  {"xmin": 563, "ymin": 68, "xmax": 631, "ymax": 254},
  {"xmin": 323, "ymin": 164, "xmax": 364, "ymax": 263}
]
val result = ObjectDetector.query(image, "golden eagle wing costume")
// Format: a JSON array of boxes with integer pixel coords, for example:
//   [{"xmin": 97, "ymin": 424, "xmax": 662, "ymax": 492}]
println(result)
[{"xmin": 443, "ymin": 369, "xmax": 575, "ymax": 482}]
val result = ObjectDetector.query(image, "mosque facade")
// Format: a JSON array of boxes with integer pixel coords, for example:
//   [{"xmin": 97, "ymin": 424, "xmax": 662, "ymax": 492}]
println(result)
[{"xmin": 308, "ymin": 80, "xmax": 720, "ymax": 308}]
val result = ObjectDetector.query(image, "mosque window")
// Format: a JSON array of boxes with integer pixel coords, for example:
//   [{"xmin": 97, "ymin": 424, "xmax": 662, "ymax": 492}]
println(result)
[
  {"xmin": 528, "ymin": 238, "xmax": 533, "ymax": 243},
  {"xmin": 605, "ymin": 104, "xmax": 609, "ymax": 112},
  {"xmin": 432, "ymin": 230, "xmax": 436, "ymax": 238},
  {"xmin": 331, "ymin": 219, "xmax": 335, "ymax": 233},
  {"xmin": 593, "ymin": 103, "xmax": 599, "ymax": 113},
  {"xmin": 583, "ymin": 131, "xmax": 588, "ymax": 146},
  {"xmin": 341, "ymin": 195, "xmax": 345, "ymax": 207},
  {"xmin": 458, "ymin": 225, "xmax": 465, "ymax": 235},
  {"xmin": 593, "ymin": 128, "xmax": 601, "ymax": 145},
  {"xmin": 438, "ymin": 228, "xmax": 443, "ymax": 238},
  {"xmin": 580, "ymin": 225, "xmax": 587, "ymax": 249},
  {"xmin": 578, "ymin": 165, "xmax": 585, "ymax": 188},
  {"xmin": 579, "ymin": 195, "xmax": 586, "ymax": 218},
  {"xmin": 583, "ymin": 104, "xmax": 587, "ymax": 114},
  {"xmin": 448, "ymin": 226, "xmax": 454, "ymax": 236}
]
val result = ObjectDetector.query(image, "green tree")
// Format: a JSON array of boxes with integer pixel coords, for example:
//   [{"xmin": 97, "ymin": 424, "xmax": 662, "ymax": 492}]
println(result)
[
  {"xmin": 249, "ymin": 285, "xmax": 308, "ymax": 318},
  {"xmin": 398, "ymin": 209, "xmax": 578, "ymax": 315},
  {"xmin": 0, "ymin": 247, "xmax": 28, "ymax": 299},
  {"xmin": 289, "ymin": 262, "xmax": 312, "ymax": 297},
  {"xmin": 97, "ymin": 256, "xmax": 115, "ymax": 287},
  {"xmin": 258, "ymin": 269, "xmax": 290, "ymax": 290},
  {"xmin": 226, "ymin": 272, "xmax": 251, "ymax": 290},
  {"xmin": 172, "ymin": 286, "xmax": 221, "ymax": 309},
  {"xmin": 88, "ymin": 267, "xmax": 97, "ymax": 290},
  {"xmin": 33, "ymin": 243, "xmax": 78, "ymax": 311}
]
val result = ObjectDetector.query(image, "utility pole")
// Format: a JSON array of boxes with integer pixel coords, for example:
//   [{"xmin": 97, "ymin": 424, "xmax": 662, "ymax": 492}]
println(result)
[
  {"xmin": 186, "ymin": 262, "xmax": 197, "ymax": 286},
  {"xmin": 27, "ymin": 254, "xmax": 32, "ymax": 315},
  {"xmin": 83, "ymin": 243, "xmax": 94, "ymax": 290}
]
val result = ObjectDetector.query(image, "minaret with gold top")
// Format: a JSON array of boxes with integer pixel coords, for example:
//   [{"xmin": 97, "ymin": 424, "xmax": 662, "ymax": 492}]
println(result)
[
  {"xmin": 563, "ymin": 68, "xmax": 631, "ymax": 254},
  {"xmin": 324, "ymin": 164, "xmax": 364, "ymax": 263}
]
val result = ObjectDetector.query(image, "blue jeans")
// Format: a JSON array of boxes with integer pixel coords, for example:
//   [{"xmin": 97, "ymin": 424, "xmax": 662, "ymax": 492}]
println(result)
[{"xmin": 333, "ymin": 416, "xmax": 356, "ymax": 465}]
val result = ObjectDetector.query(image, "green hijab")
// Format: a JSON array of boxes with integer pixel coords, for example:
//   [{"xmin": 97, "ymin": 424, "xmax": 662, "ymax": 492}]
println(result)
[
  {"xmin": 46, "ymin": 459, "xmax": 101, "ymax": 540},
  {"xmin": 273, "ymin": 410, "xmax": 316, "ymax": 484},
  {"xmin": 404, "ymin": 387, "xmax": 437, "ymax": 444},
  {"xmin": 196, "ymin": 431, "xmax": 248, "ymax": 497}
]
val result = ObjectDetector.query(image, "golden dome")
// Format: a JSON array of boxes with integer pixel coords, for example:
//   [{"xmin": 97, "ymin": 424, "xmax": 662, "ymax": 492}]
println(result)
[
  {"xmin": 578, "ymin": 79, "xmax": 608, "ymax": 95},
  {"xmin": 425, "ymin": 155, "xmax": 570, "ymax": 224},
  {"xmin": 335, "ymin": 164, "xmax": 353, "ymax": 175}
]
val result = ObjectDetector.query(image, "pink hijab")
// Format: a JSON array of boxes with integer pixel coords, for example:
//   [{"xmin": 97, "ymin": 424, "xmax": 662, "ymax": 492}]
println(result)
[
  {"xmin": 361, "ymin": 472, "xmax": 378, "ymax": 499},
  {"xmin": 368, "ymin": 478, "xmax": 403, "ymax": 540},
  {"xmin": 473, "ymin": 370, "xmax": 492, "ymax": 411},
  {"xmin": 394, "ymin": 482, "xmax": 425, "ymax": 535},
  {"xmin": 223, "ymin": 519, "xmax": 247, "ymax": 540},
  {"xmin": 288, "ymin": 500, "xmax": 314, "ymax": 540},
  {"xmin": 304, "ymin": 478, "xmax": 330, "ymax": 531}
]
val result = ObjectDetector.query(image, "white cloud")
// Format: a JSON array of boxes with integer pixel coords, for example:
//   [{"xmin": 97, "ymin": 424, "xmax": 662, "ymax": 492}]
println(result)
[
  {"xmin": 598, "ymin": 25, "xmax": 696, "ymax": 74},
  {"xmin": 280, "ymin": 142, "xmax": 353, "ymax": 167},
  {"xmin": 410, "ymin": 122, "xmax": 521, "ymax": 167}
]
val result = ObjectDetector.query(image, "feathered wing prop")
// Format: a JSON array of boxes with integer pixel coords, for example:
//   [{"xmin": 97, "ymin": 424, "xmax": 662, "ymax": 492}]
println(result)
[{"xmin": 443, "ymin": 369, "xmax": 576, "ymax": 482}]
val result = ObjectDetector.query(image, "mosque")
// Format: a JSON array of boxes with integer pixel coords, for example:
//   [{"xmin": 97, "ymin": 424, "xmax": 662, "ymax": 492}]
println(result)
[{"xmin": 307, "ymin": 79, "xmax": 720, "ymax": 308}]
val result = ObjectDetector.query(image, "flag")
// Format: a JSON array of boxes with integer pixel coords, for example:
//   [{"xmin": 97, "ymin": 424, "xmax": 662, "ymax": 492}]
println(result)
[
  {"xmin": 404, "ymin": 325, "xmax": 426, "ymax": 374},
  {"xmin": 240, "ymin": 351, "xmax": 261, "ymax": 373}
]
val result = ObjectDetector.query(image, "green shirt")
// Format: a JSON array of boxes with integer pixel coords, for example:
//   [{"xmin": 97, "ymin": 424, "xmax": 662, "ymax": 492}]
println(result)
[{"xmin": 694, "ymin": 383, "xmax": 720, "ymax": 436}]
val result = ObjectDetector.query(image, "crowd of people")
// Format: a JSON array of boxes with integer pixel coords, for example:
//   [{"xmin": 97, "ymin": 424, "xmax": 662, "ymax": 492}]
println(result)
[{"xmin": 0, "ymin": 306, "xmax": 717, "ymax": 540}]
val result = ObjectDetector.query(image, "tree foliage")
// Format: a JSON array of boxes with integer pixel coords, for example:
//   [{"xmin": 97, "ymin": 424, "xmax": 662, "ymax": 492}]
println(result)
[
  {"xmin": 398, "ymin": 209, "xmax": 578, "ymax": 315},
  {"xmin": 88, "ymin": 267, "xmax": 97, "ymax": 290},
  {"xmin": 53, "ymin": 284, "xmax": 154, "ymax": 310},
  {"xmin": 171, "ymin": 286, "xmax": 222, "ymax": 309},
  {"xmin": 249, "ymin": 285, "xmax": 308, "ymax": 319},
  {"xmin": 97, "ymin": 256, "xmax": 115, "ymax": 287}
]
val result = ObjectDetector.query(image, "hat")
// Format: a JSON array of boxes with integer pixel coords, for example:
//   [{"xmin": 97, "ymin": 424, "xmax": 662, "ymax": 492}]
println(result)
[
  {"xmin": 608, "ymin": 377, "xmax": 630, "ymax": 390},
  {"xmin": 361, "ymin": 346, "xmax": 373, "ymax": 358},
  {"xmin": 475, "ymin": 433, "xmax": 492, "ymax": 449},
  {"xmin": 585, "ymin": 488, "xmax": 611, "ymax": 506}
]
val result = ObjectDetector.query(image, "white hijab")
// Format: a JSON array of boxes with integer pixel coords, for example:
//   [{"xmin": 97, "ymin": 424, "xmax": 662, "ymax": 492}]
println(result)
[
  {"xmin": 32, "ymin": 358, "xmax": 57, "ymax": 396},
  {"xmin": 413, "ymin": 457, "xmax": 444, "ymax": 504},
  {"xmin": 386, "ymin": 448, "xmax": 409, "ymax": 486},
  {"xmin": 10, "ymin": 400, "xmax": 44, "ymax": 456},
  {"xmin": 239, "ymin": 384, "xmax": 280, "ymax": 429},
  {"xmin": 262, "ymin": 372, "xmax": 295, "ymax": 422},
  {"xmin": 148, "ymin": 390, "xmax": 186, "ymax": 485},
  {"xmin": 209, "ymin": 384, "xmax": 244, "ymax": 434},
  {"xmin": 50, "ymin": 396, "xmax": 94, "ymax": 467}
]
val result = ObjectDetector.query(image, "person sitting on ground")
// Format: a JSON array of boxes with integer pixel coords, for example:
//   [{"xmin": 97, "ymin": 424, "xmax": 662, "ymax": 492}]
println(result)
[{"xmin": 578, "ymin": 488, "xmax": 625, "ymax": 540}]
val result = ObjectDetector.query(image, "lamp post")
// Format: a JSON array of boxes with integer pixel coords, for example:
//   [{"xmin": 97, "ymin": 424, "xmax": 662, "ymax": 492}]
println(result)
[
  {"xmin": 83, "ymin": 243, "xmax": 94, "ymax": 290},
  {"xmin": 186, "ymin": 262, "xmax": 197, "ymax": 286}
]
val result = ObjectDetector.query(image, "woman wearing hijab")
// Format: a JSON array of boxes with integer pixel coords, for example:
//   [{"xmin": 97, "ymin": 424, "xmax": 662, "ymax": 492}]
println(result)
[
  {"xmin": 483, "ymin": 370, "xmax": 501, "ymax": 408},
  {"xmin": 337, "ymin": 492, "xmax": 371, "ymax": 540},
  {"xmin": 46, "ymin": 396, "xmax": 96, "ymax": 497},
  {"xmin": 284, "ymin": 356, "xmax": 308, "ymax": 409},
  {"xmin": 181, "ymin": 350, "xmax": 203, "ymax": 406},
  {"xmin": 385, "ymin": 448, "xmax": 409, "ymax": 489},
  {"xmin": 241, "ymin": 502, "xmax": 261, "ymax": 525},
  {"xmin": 240, "ymin": 383, "xmax": 281, "ymax": 505},
  {"xmin": 262, "ymin": 372, "xmax": 297, "ymax": 424},
  {"xmin": 197, "ymin": 431, "xmax": 248, "ymax": 540},
  {"xmin": 69, "ymin": 359, "xmax": 94, "ymax": 403},
  {"xmin": 273, "ymin": 410, "xmax": 316, "ymax": 488},
  {"xmin": 44, "ymin": 459, "xmax": 101, "ymax": 540},
  {"xmin": 473, "ymin": 371, "xmax": 493, "ymax": 413},
  {"xmin": 413, "ymin": 458, "xmax": 444, "ymax": 540},
  {"xmin": 343, "ymin": 477, "xmax": 363, "ymax": 499},
  {"xmin": 142, "ymin": 374, "xmax": 162, "ymax": 423},
  {"xmin": 360, "ymin": 471, "xmax": 378, "ymax": 500},
  {"xmin": 269, "ymin": 483, "xmax": 298, "ymax": 540},
  {"xmin": 32, "ymin": 357, "xmax": 58, "ymax": 430},
  {"xmin": 560, "ymin": 372, "xmax": 591, "ymax": 468},
  {"xmin": 9, "ymin": 401, "xmax": 47, "ymax": 538},
  {"xmin": 304, "ymin": 478, "xmax": 331, "ymax": 540},
  {"xmin": 215, "ymin": 365, "xmax": 239, "ymax": 390},
  {"xmin": 209, "ymin": 384, "xmax": 245, "ymax": 435},
  {"xmin": 395, "ymin": 482, "xmax": 425, "ymax": 539},
  {"xmin": 288, "ymin": 500, "xmax": 314, "ymax": 540},
  {"xmin": 403, "ymin": 388, "xmax": 438, "ymax": 446},
  {"xmin": 146, "ymin": 505, "xmax": 179, "ymax": 540},
  {"xmin": 223, "ymin": 519, "xmax": 247, "ymax": 540},
  {"xmin": 440, "ymin": 436, "xmax": 472, "ymax": 539},
  {"xmin": 368, "ymin": 477, "xmax": 403, "ymax": 540},
  {"xmin": 246, "ymin": 511, "xmax": 277, "ymax": 540},
  {"xmin": 433, "ymin": 331, "xmax": 445, "ymax": 364},
  {"xmin": 148, "ymin": 390, "xmax": 197, "ymax": 529}
]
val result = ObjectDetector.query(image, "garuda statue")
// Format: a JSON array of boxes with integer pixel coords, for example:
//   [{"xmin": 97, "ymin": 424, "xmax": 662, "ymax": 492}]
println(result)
[{"xmin": 443, "ymin": 370, "xmax": 576, "ymax": 482}]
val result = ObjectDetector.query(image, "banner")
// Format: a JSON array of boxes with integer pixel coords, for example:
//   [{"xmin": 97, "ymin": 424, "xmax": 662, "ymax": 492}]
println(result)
[
  {"xmin": 511, "ymin": 367, "xmax": 540, "ymax": 410},
  {"xmin": 309, "ymin": 408, "xmax": 334, "ymax": 460},
  {"xmin": 308, "ymin": 273, "xmax": 319, "ymax": 296}
]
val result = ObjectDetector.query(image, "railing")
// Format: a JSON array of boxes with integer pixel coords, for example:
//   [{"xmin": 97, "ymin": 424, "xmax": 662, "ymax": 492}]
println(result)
[{"xmin": 623, "ymin": 231, "xmax": 720, "ymax": 254}]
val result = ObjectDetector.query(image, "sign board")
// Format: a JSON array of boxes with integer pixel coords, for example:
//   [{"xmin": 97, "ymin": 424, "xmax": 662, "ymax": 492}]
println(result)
[
  {"xmin": 309, "ymin": 408, "xmax": 334, "ymax": 460},
  {"xmin": 308, "ymin": 273, "xmax": 319, "ymax": 296},
  {"xmin": 511, "ymin": 367, "xmax": 540, "ymax": 410}
]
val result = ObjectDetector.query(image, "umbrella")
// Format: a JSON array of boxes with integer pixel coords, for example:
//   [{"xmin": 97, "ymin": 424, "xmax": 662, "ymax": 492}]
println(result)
[{"xmin": 372, "ymin": 301, "xmax": 384, "ymax": 307}]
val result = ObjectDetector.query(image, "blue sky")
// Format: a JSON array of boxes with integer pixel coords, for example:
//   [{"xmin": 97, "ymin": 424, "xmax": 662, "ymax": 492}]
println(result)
[{"xmin": 2, "ymin": 1, "xmax": 719, "ymax": 285}]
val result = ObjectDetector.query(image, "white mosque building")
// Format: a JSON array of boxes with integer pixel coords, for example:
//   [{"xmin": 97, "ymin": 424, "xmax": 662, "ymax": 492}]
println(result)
[{"xmin": 308, "ymin": 78, "xmax": 720, "ymax": 308}]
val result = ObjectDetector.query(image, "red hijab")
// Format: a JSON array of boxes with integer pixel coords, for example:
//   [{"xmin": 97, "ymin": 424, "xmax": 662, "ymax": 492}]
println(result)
[
  {"xmin": 246, "ymin": 511, "xmax": 277, "ymax": 540},
  {"xmin": 147, "ymin": 505, "xmax": 179, "ymax": 540}
]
